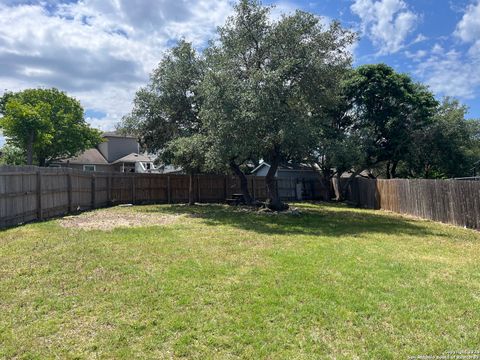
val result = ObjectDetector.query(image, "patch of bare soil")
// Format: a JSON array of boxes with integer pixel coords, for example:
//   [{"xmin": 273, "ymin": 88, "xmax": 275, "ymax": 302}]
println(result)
[{"xmin": 59, "ymin": 207, "xmax": 178, "ymax": 231}]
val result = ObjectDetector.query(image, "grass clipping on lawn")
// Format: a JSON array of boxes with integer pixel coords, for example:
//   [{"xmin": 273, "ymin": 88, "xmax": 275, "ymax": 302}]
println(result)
[{"xmin": 59, "ymin": 206, "xmax": 179, "ymax": 231}]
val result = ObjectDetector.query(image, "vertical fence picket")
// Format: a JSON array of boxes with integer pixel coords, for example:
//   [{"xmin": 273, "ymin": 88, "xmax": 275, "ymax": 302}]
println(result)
[
  {"xmin": 36, "ymin": 170, "xmax": 42, "ymax": 220},
  {"xmin": 346, "ymin": 177, "xmax": 480, "ymax": 230},
  {"xmin": 1, "ymin": 165, "xmax": 479, "ymax": 230}
]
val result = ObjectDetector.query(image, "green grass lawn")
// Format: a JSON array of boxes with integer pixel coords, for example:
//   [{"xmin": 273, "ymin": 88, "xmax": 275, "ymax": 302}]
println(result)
[{"xmin": 1, "ymin": 203, "xmax": 480, "ymax": 359}]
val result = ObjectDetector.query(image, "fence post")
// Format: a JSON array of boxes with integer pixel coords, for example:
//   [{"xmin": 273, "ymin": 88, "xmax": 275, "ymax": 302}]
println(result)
[
  {"xmin": 167, "ymin": 176, "xmax": 171, "ymax": 204},
  {"xmin": 67, "ymin": 171, "xmax": 73, "ymax": 213},
  {"xmin": 150, "ymin": 176, "xmax": 153, "ymax": 204},
  {"xmin": 197, "ymin": 176, "xmax": 201, "ymax": 203},
  {"xmin": 224, "ymin": 175, "xmax": 228, "ymax": 201},
  {"xmin": 36, "ymin": 170, "xmax": 43, "ymax": 220},
  {"xmin": 107, "ymin": 174, "xmax": 112, "ymax": 205},
  {"xmin": 132, "ymin": 175, "xmax": 136, "ymax": 204},
  {"xmin": 251, "ymin": 177, "xmax": 256, "ymax": 201},
  {"xmin": 91, "ymin": 174, "xmax": 96, "ymax": 209}
]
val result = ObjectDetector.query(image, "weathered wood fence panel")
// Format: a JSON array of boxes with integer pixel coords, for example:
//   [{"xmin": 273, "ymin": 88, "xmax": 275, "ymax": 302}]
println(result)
[
  {"xmin": 4, "ymin": 165, "xmax": 478, "ymax": 230},
  {"xmin": 71, "ymin": 173, "xmax": 93, "ymax": 211},
  {"xmin": 277, "ymin": 178, "xmax": 297, "ymax": 201},
  {"xmin": 0, "ymin": 168, "xmax": 38, "ymax": 227},
  {"xmin": 0, "ymin": 166, "xmax": 269, "ymax": 228},
  {"xmin": 346, "ymin": 178, "xmax": 480, "ymax": 230},
  {"xmin": 197, "ymin": 175, "xmax": 226, "ymax": 203}
]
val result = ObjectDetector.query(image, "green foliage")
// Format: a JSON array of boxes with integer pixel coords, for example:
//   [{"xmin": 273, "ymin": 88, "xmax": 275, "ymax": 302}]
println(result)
[
  {"xmin": 120, "ymin": 1, "xmax": 355, "ymax": 207},
  {"xmin": 161, "ymin": 134, "xmax": 209, "ymax": 205},
  {"xmin": 313, "ymin": 75, "xmax": 364, "ymax": 179},
  {"xmin": 161, "ymin": 134, "xmax": 208, "ymax": 174},
  {"xmin": 199, "ymin": 0, "xmax": 270, "ymax": 173},
  {"xmin": 0, "ymin": 144, "xmax": 26, "ymax": 165},
  {"xmin": 199, "ymin": 0, "xmax": 356, "ymax": 207},
  {"xmin": 403, "ymin": 98, "xmax": 480, "ymax": 178},
  {"xmin": 119, "ymin": 41, "xmax": 203, "ymax": 154},
  {"xmin": 344, "ymin": 64, "xmax": 438, "ymax": 178},
  {"xmin": 0, "ymin": 88, "xmax": 102, "ymax": 166},
  {"xmin": 119, "ymin": 1, "xmax": 476, "ymax": 186}
]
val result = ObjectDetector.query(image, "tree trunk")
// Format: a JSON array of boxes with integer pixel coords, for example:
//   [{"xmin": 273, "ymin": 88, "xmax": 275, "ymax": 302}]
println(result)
[
  {"xmin": 337, "ymin": 169, "xmax": 364, "ymax": 203},
  {"xmin": 334, "ymin": 172, "xmax": 343, "ymax": 201},
  {"xmin": 424, "ymin": 163, "xmax": 430, "ymax": 179},
  {"xmin": 229, "ymin": 161, "xmax": 253, "ymax": 205},
  {"xmin": 386, "ymin": 161, "xmax": 391, "ymax": 179},
  {"xmin": 321, "ymin": 175, "xmax": 332, "ymax": 201},
  {"xmin": 26, "ymin": 132, "xmax": 34, "ymax": 165},
  {"xmin": 265, "ymin": 156, "xmax": 288, "ymax": 211},
  {"xmin": 319, "ymin": 166, "xmax": 333, "ymax": 201},
  {"xmin": 188, "ymin": 173, "xmax": 194, "ymax": 206},
  {"xmin": 390, "ymin": 160, "xmax": 398, "ymax": 179}
]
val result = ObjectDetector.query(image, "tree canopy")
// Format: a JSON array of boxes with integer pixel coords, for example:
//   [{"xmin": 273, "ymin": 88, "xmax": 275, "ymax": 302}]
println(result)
[
  {"xmin": 117, "ymin": 40, "xmax": 203, "ymax": 154},
  {"xmin": 403, "ymin": 98, "xmax": 480, "ymax": 178},
  {"xmin": 117, "ymin": 40, "xmax": 206, "ymax": 203},
  {"xmin": 0, "ymin": 144, "xmax": 26, "ymax": 166},
  {"xmin": 343, "ymin": 64, "xmax": 439, "ymax": 179},
  {"xmin": 0, "ymin": 88, "xmax": 102, "ymax": 166},
  {"xmin": 200, "ymin": 0, "xmax": 356, "ymax": 209},
  {"xmin": 118, "ymin": 0, "xmax": 480, "ymax": 209}
]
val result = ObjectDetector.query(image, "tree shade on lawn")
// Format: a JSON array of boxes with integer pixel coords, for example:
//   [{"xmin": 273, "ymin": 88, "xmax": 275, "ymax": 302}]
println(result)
[{"xmin": 1, "ymin": 203, "xmax": 480, "ymax": 359}]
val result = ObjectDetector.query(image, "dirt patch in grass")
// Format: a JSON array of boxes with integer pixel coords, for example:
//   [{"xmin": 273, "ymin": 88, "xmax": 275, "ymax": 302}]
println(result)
[{"xmin": 59, "ymin": 207, "xmax": 179, "ymax": 231}]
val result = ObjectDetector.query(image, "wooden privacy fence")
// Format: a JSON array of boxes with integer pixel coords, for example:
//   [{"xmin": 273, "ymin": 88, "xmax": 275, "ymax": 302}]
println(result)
[
  {"xmin": 344, "ymin": 178, "xmax": 480, "ymax": 230},
  {"xmin": 0, "ymin": 166, "xmax": 270, "ymax": 229},
  {"xmin": 3, "ymin": 166, "xmax": 479, "ymax": 230}
]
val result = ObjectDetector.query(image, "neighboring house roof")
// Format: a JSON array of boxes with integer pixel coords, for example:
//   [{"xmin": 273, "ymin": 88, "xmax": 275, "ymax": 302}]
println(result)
[
  {"xmin": 251, "ymin": 162, "xmax": 318, "ymax": 174},
  {"xmin": 58, "ymin": 148, "xmax": 109, "ymax": 165},
  {"xmin": 112, "ymin": 153, "xmax": 152, "ymax": 164},
  {"xmin": 102, "ymin": 131, "xmax": 137, "ymax": 139}
]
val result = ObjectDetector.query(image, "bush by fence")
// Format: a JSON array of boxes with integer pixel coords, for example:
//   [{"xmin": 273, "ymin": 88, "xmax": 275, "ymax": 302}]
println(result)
[{"xmin": 344, "ymin": 178, "xmax": 480, "ymax": 230}]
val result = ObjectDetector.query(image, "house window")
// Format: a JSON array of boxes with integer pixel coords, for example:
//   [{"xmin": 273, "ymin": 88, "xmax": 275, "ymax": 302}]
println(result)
[{"xmin": 83, "ymin": 165, "xmax": 96, "ymax": 172}]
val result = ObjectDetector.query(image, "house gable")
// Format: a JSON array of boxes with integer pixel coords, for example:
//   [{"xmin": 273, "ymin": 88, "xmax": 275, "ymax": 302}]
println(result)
[{"xmin": 98, "ymin": 133, "xmax": 140, "ymax": 163}]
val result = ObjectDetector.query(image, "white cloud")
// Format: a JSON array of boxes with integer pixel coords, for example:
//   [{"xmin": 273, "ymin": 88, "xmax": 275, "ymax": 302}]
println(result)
[
  {"xmin": 412, "ymin": 1, "xmax": 480, "ymax": 101},
  {"xmin": 404, "ymin": 49, "xmax": 427, "ymax": 61},
  {"xmin": 412, "ymin": 33, "xmax": 428, "ymax": 44},
  {"xmin": 455, "ymin": 1, "xmax": 480, "ymax": 43},
  {"xmin": 270, "ymin": 1, "xmax": 299, "ymax": 20},
  {"xmin": 0, "ymin": 1, "xmax": 233, "ymax": 131},
  {"xmin": 415, "ymin": 46, "xmax": 480, "ymax": 99},
  {"xmin": 454, "ymin": 0, "xmax": 480, "ymax": 61},
  {"xmin": 351, "ymin": 0, "xmax": 419, "ymax": 54},
  {"xmin": 431, "ymin": 43, "xmax": 444, "ymax": 54}
]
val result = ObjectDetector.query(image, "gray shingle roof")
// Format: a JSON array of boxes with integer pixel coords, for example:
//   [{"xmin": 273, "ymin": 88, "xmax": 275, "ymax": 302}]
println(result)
[
  {"xmin": 58, "ymin": 148, "xmax": 108, "ymax": 165},
  {"xmin": 112, "ymin": 153, "xmax": 152, "ymax": 164}
]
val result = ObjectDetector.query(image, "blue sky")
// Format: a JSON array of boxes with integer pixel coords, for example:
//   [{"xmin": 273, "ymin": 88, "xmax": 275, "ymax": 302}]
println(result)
[{"xmin": 0, "ymin": 0, "xmax": 479, "ymax": 135}]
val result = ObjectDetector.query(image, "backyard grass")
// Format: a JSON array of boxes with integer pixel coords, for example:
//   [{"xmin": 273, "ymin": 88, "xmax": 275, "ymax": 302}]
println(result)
[{"xmin": 1, "ymin": 203, "xmax": 480, "ymax": 359}]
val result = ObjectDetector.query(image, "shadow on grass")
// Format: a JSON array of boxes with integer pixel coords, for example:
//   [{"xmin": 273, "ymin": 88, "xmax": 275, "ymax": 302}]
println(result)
[{"xmin": 140, "ymin": 202, "xmax": 441, "ymax": 238}]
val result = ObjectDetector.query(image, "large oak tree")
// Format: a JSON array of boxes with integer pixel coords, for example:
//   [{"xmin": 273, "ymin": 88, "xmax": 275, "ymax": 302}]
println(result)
[
  {"xmin": 201, "ymin": 0, "xmax": 355, "ymax": 210},
  {"xmin": 343, "ymin": 64, "xmax": 438, "ymax": 179},
  {"xmin": 117, "ymin": 40, "xmax": 205, "ymax": 204}
]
